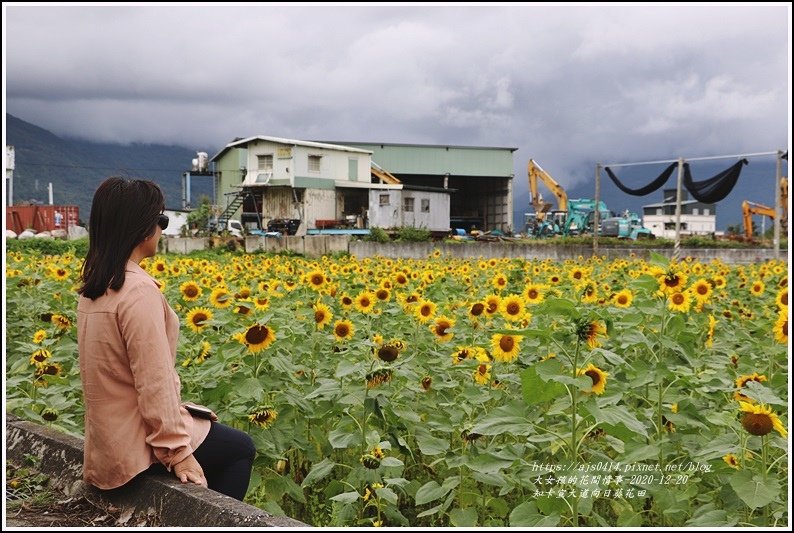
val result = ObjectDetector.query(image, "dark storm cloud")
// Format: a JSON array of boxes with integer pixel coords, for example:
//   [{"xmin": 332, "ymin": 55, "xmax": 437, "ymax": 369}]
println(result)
[{"xmin": 4, "ymin": 3, "xmax": 790, "ymax": 191}]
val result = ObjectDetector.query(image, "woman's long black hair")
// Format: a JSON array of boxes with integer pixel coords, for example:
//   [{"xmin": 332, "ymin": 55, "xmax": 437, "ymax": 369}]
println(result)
[{"xmin": 78, "ymin": 177, "xmax": 165, "ymax": 300}]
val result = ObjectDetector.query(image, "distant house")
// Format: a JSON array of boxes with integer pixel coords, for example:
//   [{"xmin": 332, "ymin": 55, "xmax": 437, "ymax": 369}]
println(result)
[
  {"xmin": 210, "ymin": 136, "xmax": 452, "ymax": 234},
  {"xmin": 642, "ymin": 188, "xmax": 716, "ymax": 238}
]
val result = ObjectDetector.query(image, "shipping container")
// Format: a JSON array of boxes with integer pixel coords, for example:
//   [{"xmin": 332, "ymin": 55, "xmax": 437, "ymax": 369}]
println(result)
[{"xmin": 6, "ymin": 205, "xmax": 80, "ymax": 234}]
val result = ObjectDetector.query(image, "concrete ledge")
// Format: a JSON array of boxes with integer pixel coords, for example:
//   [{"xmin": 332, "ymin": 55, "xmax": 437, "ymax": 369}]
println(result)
[{"xmin": 5, "ymin": 415, "xmax": 307, "ymax": 527}]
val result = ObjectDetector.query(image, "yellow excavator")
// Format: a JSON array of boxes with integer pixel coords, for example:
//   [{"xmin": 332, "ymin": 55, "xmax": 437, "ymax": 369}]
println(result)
[
  {"xmin": 528, "ymin": 158, "xmax": 568, "ymax": 215},
  {"xmin": 741, "ymin": 177, "xmax": 788, "ymax": 241}
]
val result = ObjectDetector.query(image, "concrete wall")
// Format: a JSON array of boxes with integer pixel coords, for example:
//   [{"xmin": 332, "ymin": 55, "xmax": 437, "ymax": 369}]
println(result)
[
  {"xmin": 349, "ymin": 241, "xmax": 784, "ymax": 264},
  {"xmin": 163, "ymin": 236, "xmax": 784, "ymax": 264},
  {"xmin": 244, "ymin": 234, "xmax": 351, "ymax": 257}
]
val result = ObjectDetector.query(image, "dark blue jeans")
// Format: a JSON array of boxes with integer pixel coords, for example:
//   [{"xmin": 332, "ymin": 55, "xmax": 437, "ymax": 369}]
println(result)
[{"xmin": 147, "ymin": 422, "xmax": 255, "ymax": 501}]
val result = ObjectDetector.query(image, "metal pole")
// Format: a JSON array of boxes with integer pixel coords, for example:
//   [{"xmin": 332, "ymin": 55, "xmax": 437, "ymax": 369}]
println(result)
[
  {"xmin": 673, "ymin": 158, "xmax": 684, "ymax": 262},
  {"xmin": 773, "ymin": 150, "xmax": 782, "ymax": 259},
  {"xmin": 594, "ymin": 164, "xmax": 601, "ymax": 254}
]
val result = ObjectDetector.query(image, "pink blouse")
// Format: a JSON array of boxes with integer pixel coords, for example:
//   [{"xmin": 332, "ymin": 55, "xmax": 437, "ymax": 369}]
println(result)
[{"xmin": 77, "ymin": 260, "xmax": 210, "ymax": 489}]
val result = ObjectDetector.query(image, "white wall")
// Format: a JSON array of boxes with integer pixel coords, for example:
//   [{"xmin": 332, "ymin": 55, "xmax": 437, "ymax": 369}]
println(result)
[
  {"xmin": 643, "ymin": 214, "xmax": 716, "ymax": 238},
  {"xmin": 368, "ymin": 190, "xmax": 450, "ymax": 232},
  {"xmin": 163, "ymin": 209, "xmax": 190, "ymax": 237}
]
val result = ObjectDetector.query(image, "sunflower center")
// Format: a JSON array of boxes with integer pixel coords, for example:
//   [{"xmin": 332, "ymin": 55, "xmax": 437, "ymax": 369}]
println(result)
[
  {"xmin": 342, "ymin": 296, "xmax": 353, "ymax": 305},
  {"xmin": 741, "ymin": 412, "xmax": 773, "ymax": 436},
  {"xmin": 506, "ymin": 302, "xmax": 521, "ymax": 315},
  {"xmin": 664, "ymin": 275, "xmax": 680, "ymax": 287},
  {"xmin": 470, "ymin": 303, "xmax": 485, "ymax": 316},
  {"xmin": 314, "ymin": 310, "xmax": 326, "ymax": 323},
  {"xmin": 499, "ymin": 336, "xmax": 515, "ymax": 352},
  {"xmin": 245, "ymin": 325, "xmax": 270, "ymax": 345},
  {"xmin": 436, "ymin": 323, "xmax": 450, "ymax": 335},
  {"xmin": 377, "ymin": 346, "xmax": 399, "ymax": 362},
  {"xmin": 672, "ymin": 293, "xmax": 685, "ymax": 305},
  {"xmin": 617, "ymin": 295, "xmax": 628, "ymax": 305},
  {"xmin": 697, "ymin": 285, "xmax": 708, "ymax": 295},
  {"xmin": 376, "ymin": 290, "xmax": 388, "ymax": 300},
  {"xmin": 192, "ymin": 312, "xmax": 208, "ymax": 325},
  {"xmin": 585, "ymin": 369, "xmax": 601, "ymax": 386},
  {"xmin": 420, "ymin": 305, "xmax": 432, "ymax": 316},
  {"xmin": 360, "ymin": 297, "xmax": 371, "ymax": 307},
  {"xmin": 336, "ymin": 324, "xmax": 350, "ymax": 337},
  {"xmin": 184, "ymin": 286, "xmax": 199, "ymax": 297},
  {"xmin": 528, "ymin": 289, "xmax": 539, "ymax": 299}
]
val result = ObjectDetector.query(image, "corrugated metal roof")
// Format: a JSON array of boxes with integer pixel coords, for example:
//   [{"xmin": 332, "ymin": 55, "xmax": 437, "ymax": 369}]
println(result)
[
  {"xmin": 211, "ymin": 136, "xmax": 371, "ymax": 161},
  {"xmin": 324, "ymin": 142, "xmax": 516, "ymax": 176}
]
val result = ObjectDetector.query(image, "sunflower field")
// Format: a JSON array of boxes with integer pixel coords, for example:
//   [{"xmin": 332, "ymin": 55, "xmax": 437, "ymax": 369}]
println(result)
[{"xmin": 5, "ymin": 248, "xmax": 789, "ymax": 527}]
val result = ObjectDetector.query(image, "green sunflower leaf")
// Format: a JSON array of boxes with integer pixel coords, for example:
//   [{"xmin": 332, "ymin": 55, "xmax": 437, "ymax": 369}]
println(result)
[{"xmin": 729, "ymin": 470, "xmax": 780, "ymax": 509}]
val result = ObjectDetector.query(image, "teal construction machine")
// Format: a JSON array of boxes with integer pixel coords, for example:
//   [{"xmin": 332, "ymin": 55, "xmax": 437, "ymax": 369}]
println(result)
[{"xmin": 524, "ymin": 159, "xmax": 654, "ymax": 239}]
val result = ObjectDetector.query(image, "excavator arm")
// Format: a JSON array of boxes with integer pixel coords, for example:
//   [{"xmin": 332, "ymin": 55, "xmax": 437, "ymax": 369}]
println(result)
[
  {"xmin": 742, "ymin": 200, "xmax": 776, "ymax": 240},
  {"xmin": 528, "ymin": 159, "xmax": 568, "ymax": 216}
]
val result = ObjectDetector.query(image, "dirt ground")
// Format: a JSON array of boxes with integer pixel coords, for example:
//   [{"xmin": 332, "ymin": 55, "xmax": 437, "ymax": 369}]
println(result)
[{"xmin": 5, "ymin": 459, "xmax": 160, "ymax": 527}]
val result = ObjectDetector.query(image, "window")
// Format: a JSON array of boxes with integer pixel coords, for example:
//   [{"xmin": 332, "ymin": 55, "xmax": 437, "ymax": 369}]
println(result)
[
  {"xmin": 656, "ymin": 208, "xmax": 662, "ymax": 215},
  {"xmin": 257, "ymin": 155, "xmax": 273, "ymax": 171},
  {"xmin": 692, "ymin": 208, "xmax": 698, "ymax": 215},
  {"xmin": 403, "ymin": 197, "xmax": 414, "ymax": 212},
  {"xmin": 379, "ymin": 194, "xmax": 390, "ymax": 206},
  {"xmin": 703, "ymin": 208, "xmax": 710, "ymax": 216},
  {"xmin": 308, "ymin": 155, "xmax": 321, "ymax": 172},
  {"xmin": 421, "ymin": 199, "xmax": 430, "ymax": 213}
]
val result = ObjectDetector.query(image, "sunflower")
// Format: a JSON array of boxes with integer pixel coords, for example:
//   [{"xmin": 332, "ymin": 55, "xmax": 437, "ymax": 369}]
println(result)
[
  {"xmin": 473, "ymin": 363, "xmax": 491, "ymax": 385},
  {"xmin": 52, "ymin": 267, "xmax": 70, "ymax": 281},
  {"xmin": 667, "ymin": 291, "xmax": 691, "ymax": 313},
  {"xmin": 523, "ymin": 283, "xmax": 545, "ymax": 305},
  {"xmin": 35, "ymin": 361, "xmax": 63, "ymax": 379},
  {"xmin": 492, "ymin": 273, "xmax": 509, "ymax": 291},
  {"xmin": 468, "ymin": 301, "xmax": 485, "ymax": 320},
  {"xmin": 659, "ymin": 270, "xmax": 688, "ymax": 294},
  {"xmin": 366, "ymin": 368, "xmax": 393, "ymax": 388},
  {"xmin": 311, "ymin": 301, "xmax": 332, "ymax": 329},
  {"xmin": 374, "ymin": 288, "xmax": 391, "ymax": 302},
  {"xmin": 195, "ymin": 341, "xmax": 212, "ymax": 364},
  {"xmin": 773, "ymin": 312, "xmax": 788, "ymax": 344},
  {"xmin": 577, "ymin": 363, "xmax": 609, "ymax": 395},
  {"xmin": 749, "ymin": 281, "xmax": 765, "ymax": 297},
  {"xmin": 414, "ymin": 299, "xmax": 437, "ymax": 323},
  {"xmin": 209, "ymin": 287, "xmax": 233, "ymax": 308},
  {"xmin": 355, "ymin": 291, "xmax": 376, "ymax": 314},
  {"xmin": 32, "ymin": 330, "xmax": 47, "ymax": 344},
  {"xmin": 705, "ymin": 314, "xmax": 717, "ymax": 348},
  {"xmin": 333, "ymin": 320, "xmax": 355, "ymax": 342},
  {"xmin": 500, "ymin": 295, "xmax": 527, "ymax": 322},
  {"xmin": 236, "ymin": 323, "xmax": 276, "ymax": 353},
  {"xmin": 51, "ymin": 314, "xmax": 72, "ymax": 331},
  {"xmin": 576, "ymin": 319, "xmax": 607, "ymax": 349},
  {"xmin": 738, "ymin": 402, "xmax": 787, "ymax": 437},
  {"xmin": 429, "ymin": 316, "xmax": 455, "ymax": 342},
  {"xmin": 690, "ymin": 279, "xmax": 712, "ymax": 303},
  {"xmin": 178, "ymin": 281, "xmax": 202, "ymax": 302},
  {"xmin": 734, "ymin": 372, "xmax": 767, "ymax": 402},
  {"xmin": 152, "ymin": 260, "xmax": 168, "ymax": 275},
  {"xmin": 490, "ymin": 333, "xmax": 522, "ymax": 363},
  {"xmin": 484, "ymin": 294, "xmax": 501, "ymax": 316},
  {"xmin": 233, "ymin": 303, "xmax": 252, "ymax": 315},
  {"xmin": 248, "ymin": 406, "xmax": 278, "ymax": 428},
  {"xmin": 186, "ymin": 307, "xmax": 213, "ymax": 333},
  {"xmin": 339, "ymin": 294, "xmax": 354, "ymax": 310},
  {"xmin": 612, "ymin": 289, "xmax": 633, "ymax": 308},
  {"xmin": 375, "ymin": 344, "xmax": 400, "ymax": 362},
  {"xmin": 235, "ymin": 286, "xmax": 252, "ymax": 300},
  {"xmin": 30, "ymin": 348, "xmax": 52, "ymax": 366},
  {"xmin": 722, "ymin": 453, "xmax": 740, "ymax": 469},
  {"xmin": 253, "ymin": 295, "xmax": 270, "ymax": 310},
  {"xmin": 306, "ymin": 270, "xmax": 327, "ymax": 290},
  {"xmin": 775, "ymin": 287, "xmax": 788, "ymax": 310}
]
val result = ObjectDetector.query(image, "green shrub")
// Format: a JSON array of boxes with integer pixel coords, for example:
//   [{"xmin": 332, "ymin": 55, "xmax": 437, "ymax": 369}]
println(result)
[
  {"xmin": 5, "ymin": 237, "xmax": 89, "ymax": 257},
  {"xmin": 362, "ymin": 227, "xmax": 390, "ymax": 243},
  {"xmin": 395, "ymin": 226, "xmax": 431, "ymax": 242}
]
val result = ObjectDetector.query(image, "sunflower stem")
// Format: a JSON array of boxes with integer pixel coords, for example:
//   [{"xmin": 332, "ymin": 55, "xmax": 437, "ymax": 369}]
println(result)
[
  {"xmin": 761, "ymin": 434, "xmax": 769, "ymax": 526},
  {"xmin": 570, "ymin": 339, "xmax": 581, "ymax": 527}
]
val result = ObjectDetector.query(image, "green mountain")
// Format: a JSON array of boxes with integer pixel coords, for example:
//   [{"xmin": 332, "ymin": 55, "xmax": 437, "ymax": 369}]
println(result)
[{"xmin": 6, "ymin": 114, "xmax": 213, "ymax": 224}]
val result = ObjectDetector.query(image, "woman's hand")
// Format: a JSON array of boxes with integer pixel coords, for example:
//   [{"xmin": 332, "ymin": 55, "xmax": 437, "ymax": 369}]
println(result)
[{"xmin": 173, "ymin": 454, "xmax": 207, "ymax": 487}]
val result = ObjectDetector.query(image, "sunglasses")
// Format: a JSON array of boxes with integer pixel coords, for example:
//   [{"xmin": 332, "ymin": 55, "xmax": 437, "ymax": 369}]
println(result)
[{"xmin": 157, "ymin": 213, "xmax": 169, "ymax": 231}]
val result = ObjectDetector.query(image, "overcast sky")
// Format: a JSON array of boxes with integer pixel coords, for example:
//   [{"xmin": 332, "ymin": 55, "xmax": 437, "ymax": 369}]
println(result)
[{"xmin": 3, "ymin": 3, "xmax": 791, "ymax": 190}]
